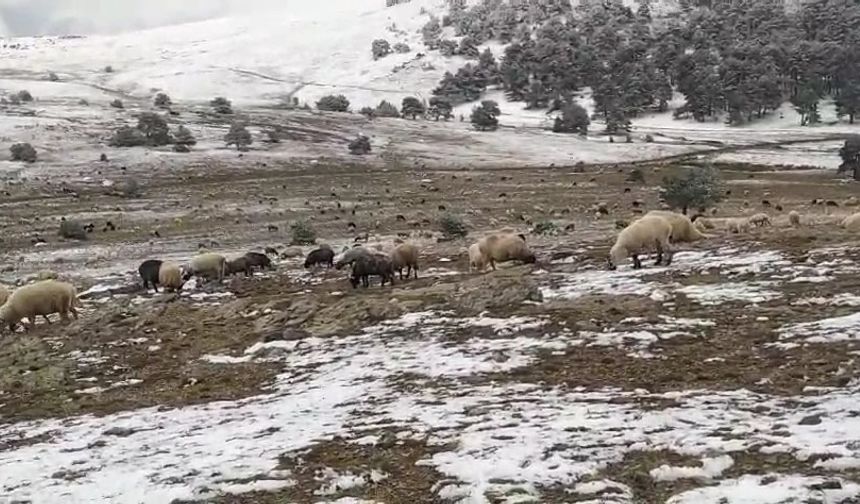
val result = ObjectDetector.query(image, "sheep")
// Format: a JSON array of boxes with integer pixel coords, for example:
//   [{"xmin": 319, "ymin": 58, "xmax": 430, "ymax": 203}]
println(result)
[
  {"xmin": 841, "ymin": 213, "xmax": 860, "ymax": 230},
  {"xmin": 645, "ymin": 210, "xmax": 707, "ymax": 242},
  {"xmin": 350, "ymin": 253, "xmax": 396, "ymax": 288},
  {"xmin": 138, "ymin": 259, "xmax": 163, "ymax": 291},
  {"xmin": 477, "ymin": 233, "xmax": 537, "ymax": 271},
  {"xmin": 280, "ymin": 247, "xmax": 304, "ymax": 259},
  {"xmin": 37, "ymin": 270, "xmax": 58, "ymax": 281},
  {"xmin": 187, "ymin": 253, "xmax": 227, "ymax": 282},
  {"xmin": 747, "ymin": 213, "xmax": 772, "ymax": 227},
  {"xmin": 158, "ymin": 262, "xmax": 185, "ymax": 292},
  {"xmin": 608, "ymin": 215, "xmax": 673, "ymax": 270},
  {"xmin": 335, "ymin": 247, "xmax": 373, "ymax": 270},
  {"xmin": 390, "ymin": 242, "xmax": 419, "ymax": 280},
  {"xmin": 0, "ymin": 280, "xmax": 79, "ymax": 331},
  {"xmin": 789, "ymin": 210, "xmax": 801, "ymax": 227},
  {"xmin": 0, "ymin": 284, "xmax": 8, "ymax": 307},
  {"xmin": 468, "ymin": 243, "xmax": 486, "ymax": 273},
  {"xmin": 726, "ymin": 217, "xmax": 751, "ymax": 234},
  {"xmin": 226, "ymin": 256, "xmax": 253, "ymax": 277},
  {"xmin": 305, "ymin": 248, "xmax": 335, "ymax": 268},
  {"xmin": 244, "ymin": 252, "xmax": 274, "ymax": 271}
]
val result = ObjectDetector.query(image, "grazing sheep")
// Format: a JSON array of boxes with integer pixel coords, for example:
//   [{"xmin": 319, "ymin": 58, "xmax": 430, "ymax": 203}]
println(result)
[
  {"xmin": 158, "ymin": 262, "xmax": 185, "ymax": 292},
  {"xmin": 188, "ymin": 253, "xmax": 227, "ymax": 282},
  {"xmin": 226, "ymin": 256, "xmax": 253, "ymax": 277},
  {"xmin": 789, "ymin": 210, "xmax": 801, "ymax": 227},
  {"xmin": 841, "ymin": 213, "xmax": 860, "ymax": 230},
  {"xmin": 0, "ymin": 280, "xmax": 79, "ymax": 331},
  {"xmin": 37, "ymin": 270, "xmax": 58, "ymax": 281},
  {"xmin": 726, "ymin": 217, "xmax": 751, "ymax": 234},
  {"xmin": 694, "ymin": 219, "xmax": 708, "ymax": 234},
  {"xmin": 748, "ymin": 213, "xmax": 772, "ymax": 227},
  {"xmin": 646, "ymin": 210, "xmax": 707, "ymax": 242},
  {"xmin": 138, "ymin": 259, "xmax": 164, "ymax": 291},
  {"xmin": 280, "ymin": 247, "xmax": 303, "ymax": 259},
  {"xmin": 0, "ymin": 284, "xmax": 8, "ymax": 307},
  {"xmin": 477, "ymin": 233, "xmax": 537, "ymax": 271},
  {"xmin": 305, "ymin": 248, "xmax": 335, "ymax": 268},
  {"xmin": 335, "ymin": 247, "xmax": 373, "ymax": 269},
  {"xmin": 350, "ymin": 253, "xmax": 396, "ymax": 288},
  {"xmin": 390, "ymin": 242, "xmax": 419, "ymax": 280},
  {"xmin": 468, "ymin": 243, "xmax": 485, "ymax": 273},
  {"xmin": 244, "ymin": 252, "xmax": 274, "ymax": 271},
  {"xmin": 608, "ymin": 215, "xmax": 673, "ymax": 270}
]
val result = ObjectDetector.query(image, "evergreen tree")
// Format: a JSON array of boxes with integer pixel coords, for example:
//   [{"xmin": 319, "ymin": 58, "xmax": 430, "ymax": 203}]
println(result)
[
  {"xmin": 422, "ymin": 16, "xmax": 442, "ymax": 49},
  {"xmin": 839, "ymin": 136, "xmax": 860, "ymax": 181},
  {"xmin": 375, "ymin": 100, "xmax": 400, "ymax": 118},
  {"xmin": 372, "ymin": 39, "xmax": 392, "ymax": 60},
  {"xmin": 791, "ymin": 83, "xmax": 822, "ymax": 126},
  {"xmin": 552, "ymin": 102, "xmax": 590, "ymax": 135},
  {"xmin": 428, "ymin": 97, "xmax": 453, "ymax": 121},
  {"xmin": 211, "ymin": 97, "xmax": 233, "ymax": 114},
  {"xmin": 659, "ymin": 166, "xmax": 724, "ymax": 215},
  {"xmin": 10, "ymin": 143, "xmax": 37, "ymax": 162},
  {"xmin": 154, "ymin": 93, "xmax": 172, "ymax": 108},
  {"xmin": 109, "ymin": 126, "xmax": 146, "ymax": 147},
  {"xmin": 477, "ymin": 48, "xmax": 500, "ymax": 85},
  {"xmin": 458, "ymin": 36, "xmax": 480, "ymax": 58},
  {"xmin": 432, "ymin": 64, "xmax": 487, "ymax": 104},
  {"xmin": 348, "ymin": 135, "xmax": 372, "ymax": 155},
  {"xmin": 401, "ymin": 97, "xmax": 426, "ymax": 119},
  {"xmin": 173, "ymin": 125, "xmax": 197, "ymax": 146},
  {"xmin": 316, "ymin": 94, "xmax": 350, "ymax": 112},
  {"xmin": 137, "ymin": 113, "xmax": 172, "ymax": 146},
  {"xmin": 439, "ymin": 39, "xmax": 458, "ymax": 57},
  {"xmin": 225, "ymin": 122, "xmax": 253, "ymax": 151},
  {"xmin": 837, "ymin": 82, "xmax": 860, "ymax": 124},
  {"xmin": 470, "ymin": 100, "xmax": 500, "ymax": 131}
]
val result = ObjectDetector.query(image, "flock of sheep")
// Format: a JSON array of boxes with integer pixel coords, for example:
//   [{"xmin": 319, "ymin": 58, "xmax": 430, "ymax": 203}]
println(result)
[{"xmin": 0, "ymin": 203, "xmax": 850, "ymax": 334}]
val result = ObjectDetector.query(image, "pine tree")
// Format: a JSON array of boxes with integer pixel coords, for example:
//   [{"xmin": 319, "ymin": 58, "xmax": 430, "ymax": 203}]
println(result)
[
  {"xmin": 375, "ymin": 100, "xmax": 400, "ymax": 118},
  {"xmin": 372, "ymin": 39, "xmax": 392, "ymax": 60},
  {"xmin": 458, "ymin": 36, "xmax": 480, "ymax": 58},
  {"xmin": 839, "ymin": 136, "xmax": 860, "ymax": 181},
  {"xmin": 470, "ymin": 100, "xmax": 500, "ymax": 131},
  {"xmin": 428, "ymin": 97, "xmax": 453, "ymax": 121},
  {"xmin": 225, "ymin": 122, "xmax": 253, "ymax": 151},
  {"xmin": 316, "ymin": 94, "xmax": 350, "ymax": 112},
  {"xmin": 659, "ymin": 166, "xmax": 724, "ymax": 215},
  {"xmin": 154, "ymin": 93, "xmax": 172, "ymax": 108},
  {"xmin": 401, "ymin": 97, "xmax": 425, "ymax": 119},
  {"xmin": 137, "ymin": 113, "xmax": 172, "ymax": 146},
  {"xmin": 173, "ymin": 125, "xmax": 197, "ymax": 146},
  {"xmin": 477, "ymin": 48, "xmax": 500, "ymax": 85},
  {"xmin": 211, "ymin": 97, "xmax": 233, "ymax": 114},
  {"xmin": 422, "ymin": 16, "xmax": 442, "ymax": 49},
  {"xmin": 552, "ymin": 102, "xmax": 590, "ymax": 135},
  {"xmin": 791, "ymin": 83, "xmax": 821, "ymax": 126},
  {"xmin": 837, "ymin": 82, "xmax": 860, "ymax": 124}
]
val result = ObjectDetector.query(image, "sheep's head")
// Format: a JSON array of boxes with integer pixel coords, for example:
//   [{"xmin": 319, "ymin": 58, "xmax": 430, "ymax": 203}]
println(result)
[
  {"xmin": 608, "ymin": 244, "xmax": 626, "ymax": 270},
  {"xmin": 522, "ymin": 251, "xmax": 537, "ymax": 264}
]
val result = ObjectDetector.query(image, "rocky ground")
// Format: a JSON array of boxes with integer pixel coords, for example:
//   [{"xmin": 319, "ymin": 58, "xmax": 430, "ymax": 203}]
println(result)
[{"xmin": 1, "ymin": 92, "xmax": 860, "ymax": 503}]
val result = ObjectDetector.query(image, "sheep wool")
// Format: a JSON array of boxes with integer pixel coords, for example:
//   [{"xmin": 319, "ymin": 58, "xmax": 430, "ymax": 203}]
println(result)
[
  {"xmin": 477, "ymin": 233, "xmax": 537, "ymax": 271},
  {"xmin": 190, "ymin": 253, "xmax": 227, "ymax": 281},
  {"xmin": 0, "ymin": 280, "xmax": 79, "ymax": 331},
  {"xmin": 468, "ymin": 243, "xmax": 486, "ymax": 273},
  {"xmin": 646, "ymin": 210, "xmax": 707, "ymax": 242},
  {"xmin": 788, "ymin": 210, "xmax": 801, "ymax": 227},
  {"xmin": 609, "ymin": 215, "xmax": 673, "ymax": 270},
  {"xmin": 747, "ymin": 213, "xmax": 772, "ymax": 227},
  {"xmin": 726, "ymin": 218, "xmax": 751, "ymax": 234},
  {"xmin": 389, "ymin": 242, "xmax": 419, "ymax": 280},
  {"xmin": 0, "ymin": 284, "xmax": 8, "ymax": 307},
  {"xmin": 159, "ymin": 262, "xmax": 185, "ymax": 292}
]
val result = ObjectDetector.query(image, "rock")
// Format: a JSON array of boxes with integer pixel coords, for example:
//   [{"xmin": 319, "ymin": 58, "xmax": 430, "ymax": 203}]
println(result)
[
  {"xmin": 102, "ymin": 427, "xmax": 138, "ymax": 437},
  {"xmin": 798, "ymin": 414, "xmax": 823, "ymax": 425},
  {"xmin": 809, "ymin": 480, "xmax": 842, "ymax": 491}
]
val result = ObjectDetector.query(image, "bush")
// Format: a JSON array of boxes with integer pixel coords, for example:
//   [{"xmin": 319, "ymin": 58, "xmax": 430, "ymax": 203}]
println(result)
[
  {"xmin": 7, "ymin": 95, "xmax": 20, "ymax": 105},
  {"xmin": 48, "ymin": 72, "xmax": 59, "ymax": 82},
  {"xmin": 839, "ymin": 135, "xmax": 860, "ymax": 181},
  {"xmin": 644, "ymin": 134, "xmax": 655, "ymax": 143},
  {"xmin": 375, "ymin": 100, "xmax": 400, "ymax": 118},
  {"xmin": 290, "ymin": 221, "xmax": 317, "ymax": 245},
  {"xmin": 225, "ymin": 122, "xmax": 253, "ymax": 151},
  {"xmin": 110, "ymin": 99, "xmax": 124, "ymax": 109},
  {"xmin": 173, "ymin": 125, "xmax": 196, "ymax": 146},
  {"xmin": 393, "ymin": 42, "xmax": 411, "ymax": 53},
  {"xmin": 264, "ymin": 128, "xmax": 282, "ymax": 143},
  {"xmin": 439, "ymin": 214, "xmax": 468, "ymax": 238},
  {"xmin": 17, "ymin": 90, "xmax": 33, "ymax": 102},
  {"xmin": 316, "ymin": 94, "xmax": 350, "ymax": 112},
  {"xmin": 659, "ymin": 165, "xmax": 724, "ymax": 215},
  {"xmin": 173, "ymin": 144, "xmax": 191, "ymax": 153},
  {"xmin": 10, "ymin": 143, "xmax": 37, "ymax": 163},
  {"xmin": 439, "ymin": 39, "xmax": 458, "ymax": 57},
  {"xmin": 348, "ymin": 135, "xmax": 372, "ymax": 155},
  {"xmin": 626, "ymin": 168, "xmax": 645, "ymax": 183},
  {"xmin": 154, "ymin": 93, "xmax": 172, "ymax": 108},
  {"xmin": 78, "ymin": 99, "xmax": 89, "ymax": 106},
  {"xmin": 372, "ymin": 39, "xmax": 392, "ymax": 60},
  {"xmin": 109, "ymin": 126, "xmax": 146, "ymax": 147},
  {"xmin": 458, "ymin": 36, "xmax": 479, "ymax": 58},
  {"xmin": 137, "ymin": 112, "xmax": 172, "ymax": 146},
  {"xmin": 359, "ymin": 106, "xmax": 376, "ymax": 119},
  {"xmin": 211, "ymin": 96, "xmax": 233, "ymax": 114},
  {"xmin": 552, "ymin": 102, "xmax": 590, "ymax": 135},
  {"xmin": 401, "ymin": 96, "xmax": 425, "ymax": 119},
  {"xmin": 428, "ymin": 97, "xmax": 453, "ymax": 121},
  {"xmin": 104, "ymin": 65, "xmax": 114, "ymax": 73},
  {"xmin": 532, "ymin": 221, "xmax": 560, "ymax": 236},
  {"xmin": 470, "ymin": 100, "xmax": 500, "ymax": 131},
  {"xmin": 59, "ymin": 219, "xmax": 87, "ymax": 240}
]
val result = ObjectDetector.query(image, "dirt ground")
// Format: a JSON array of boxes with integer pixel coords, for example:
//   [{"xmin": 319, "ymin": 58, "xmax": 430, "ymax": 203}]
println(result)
[{"xmin": 2, "ymin": 145, "xmax": 860, "ymax": 502}]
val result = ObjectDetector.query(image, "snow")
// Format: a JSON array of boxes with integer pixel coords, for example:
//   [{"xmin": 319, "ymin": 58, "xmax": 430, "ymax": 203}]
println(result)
[
  {"xmin": 666, "ymin": 475, "xmax": 860, "ymax": 504},
  {"xmin": 676, "ymin": 282, "xmax": 781, "ymax": 306},
  {"xmin": 650, "ymin": 455, "xmax": 734, "ymax": 482},
  {"xmin": 780, "ymin": 312, "xmax": 860, "ymax": 343}
]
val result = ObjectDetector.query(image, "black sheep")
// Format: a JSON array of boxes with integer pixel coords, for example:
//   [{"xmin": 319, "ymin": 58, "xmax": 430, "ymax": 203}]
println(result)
[
  {"xmin": 350, "ymin": 254, "xmax": 395, "ymax": 288},
  {"xmin": 244, "ymin": 252, "xmax": 274, "ymax": 271},
  {"xmin": 304, "ymin": 248, "xmax": 335, "ymax": 268},
  {"xmin": 138, "ymin": 259, "xmax": 163, "ymax": 291},
  {"xmin": 227, "ymin": 257, "xmax": 253, "ymax": 277}
]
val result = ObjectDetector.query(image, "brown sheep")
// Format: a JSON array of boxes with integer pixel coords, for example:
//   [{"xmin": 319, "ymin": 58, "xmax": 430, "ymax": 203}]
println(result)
[
  {"xmin": 0, "ymin": 280, "xmax": 79, "ymax": 331},
  {"xmin": 477, "ymin": 233, "xmax": 537, "ymax": 271},
  {"xmin": 390, "ymin": 242, "xmax": 419, "ymax": 280},
  {"xmin": 609, "ymin": 215, "xmax": 673, "ymax": 270}
]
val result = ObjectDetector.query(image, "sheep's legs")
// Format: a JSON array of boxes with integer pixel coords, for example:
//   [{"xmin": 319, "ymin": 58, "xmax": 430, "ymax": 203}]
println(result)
[
  {"xmin": 413, "ymin": 266, "xmax": 418, "ymax": 279},
  {"xmin": 663, "ymin": 250, "xmax": 674, "ymax": 266},
  {"xmin": 42, "ymin": 315, "xmax": 52, "ymax": 325},
  {"xmin": 632, "ymin": 255, "xmax": 642, "ymax": 269}
]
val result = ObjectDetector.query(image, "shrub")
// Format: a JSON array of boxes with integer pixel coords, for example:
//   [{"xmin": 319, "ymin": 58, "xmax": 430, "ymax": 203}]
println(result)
[
  {"xmin": 659, "ymin": 165, "xmax": 724, "ymax": 215},
  {"xmin": 372, "ymin": 39, "xmax": 392, "ymax": 60},
  {"xmin": 401, "ymin": 96, "xmax": 425, "ymax": 119},
  {"xmin": 264, "ymin": 129, "xmax": 282, "ymax": 143},
  {"xmin": 122, "ymin": 179, "xmax": 142, "ymax": 197},
  {"xmin": 154, "ymin": 92, "xmax": 172, "ymax": 108},
  {"xmin": 348, "ymin": 135, "xmax": 372, "ymax": 155},
  {"xmin": 626, "ymin": 168, "xmax": 645, "ymax": 183},
  {"xmin": 10, "ymin": 143, "xmax": 37, "ymax": 163},
  {"xmin": 439, "ymin": 214, "xmax": 468, "ymax": 238},
  {"xmin": 359, "ymin": 106, "xmax": 376, "ymax": 119},
  {"xmin": 110, "ymin": 99, "xmax": 124, "ymax": 109},
  {"xmin": 458, "ymin": 36, "xmax": 479, "ymax": 58},
  {"xmin": 137, "ymin": 112, "xmax": 172, "ymax": 146},
  {"xmin": 109, "ymin": 126, "xmax": 146, "ymax": 147},
  {"xmin": 532, "ymin": 221, "xmax": 560, "ymax": 236},
  {"xmin": 470, "ymin": 100, "xmax": 500, "ymax": 131},
  {"xmin": 225, "ymin": 122, "xmax": 253, "ymax": 151},
  {"xmin": 17, "ymin": 90, "xmax": 33, "ymax": 102},
  {"xmin": 48, "ymin": 72, "xmax": 59, "ymax": 82},
  {"xmin": 552, "ymin": 102, "xmax": 590, "ymax": 135},
  {"xmin": 393, "ymin": 42, "xmax": 411, "ymax": 53},
  {"xmin": 439, "ymin": 39, "xmax": 458, "ymax": 57},
  {"xmin": 290, "ymin": 221, "xmax": 317, "ymax": 245},
  {"xmin": 7, "ymin": 95, "xmax": 20, "ymax": 105},
  {"xmin": 316, "ymin": 94, "xmax": 350, "ymax": 112},
  {"xmin": 104, "ymin": 65, "xmax": 114, "ymax": 73},
  {"xmin": 173, "ymin": 125, "xmax": 196, "ymax": 147},
  {"xmin": 375, "ymin": 100, "xmax": 400, "ymax": 118},
  {"xmin": 59, "ymin": 219, "xmax": 87, "ymax": 240},
  {"xmin": 210, "ymin": 96, "xmax": 233, "ymax": 114},
  {"xmin": 78, "ymin": 99, "xmax": 89, "ymax": 106},
  {"xmin": 428, "ymin": 97, "xmax": 453, "ymax": 121},
  {"xmin": 839, "ymin": 135, "xmax": 860, "ymax": 181}
]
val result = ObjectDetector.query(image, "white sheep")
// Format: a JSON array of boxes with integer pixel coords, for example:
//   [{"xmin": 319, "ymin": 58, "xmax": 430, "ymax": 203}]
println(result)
[
  {"xmin": 608, "ymin": 215, "xmax": 673, "ymax": 270},
  {"xmin": 0, "ymin": 280, "xmax": 79, "ymax": 331},
  {"xmin": 476, "ymin": 233, "xmax": 537, "ymax": 271},
  {"xmin": 188, "ymin": 253, "xmax": 227, "ymax": 282},
  {"xmin": 646, "ymin": 210, "xmax": 708, "ymax": 242},
  {"xmin": 159, "ymin": 262, "xmax": 185, "ymax": 292},
  {"xmin": 842, "ymin": 213, "xmax": 860, "ymax": 230},
  {"xmin": 468, "ymin": 243, "xmax": 486, "ymax": 273},
  {"xmin": 747, "ymin": 213, "xmax": 772, "ymax": 227},
  {"xmin": 0, "ymin": 284, "xmax": 9, "ymax": 307},
  {"xmin": 726, "ymin": 217, "xmax": 751, "ymax": 234},
  {"xmin": 788, "ymin": 210, "xmax": 801, "ymax": 227},
  {"xmin": 389, "ymin": 242, "xmax": 419, "ymax": 280}
]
